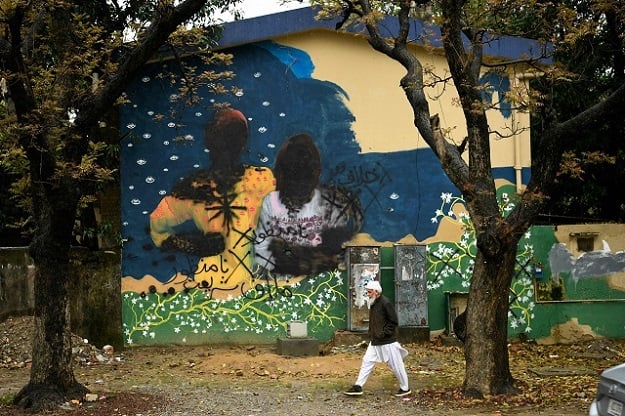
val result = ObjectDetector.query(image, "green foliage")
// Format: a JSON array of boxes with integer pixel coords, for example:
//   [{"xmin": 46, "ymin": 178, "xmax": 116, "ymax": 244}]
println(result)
[
  {"xmin": 0, "ymin": 394, "xmax": 15, "ymax": 406},
  {"xmin": 0, "ymin": 0, "xmax": 242, "ymax": 245}
]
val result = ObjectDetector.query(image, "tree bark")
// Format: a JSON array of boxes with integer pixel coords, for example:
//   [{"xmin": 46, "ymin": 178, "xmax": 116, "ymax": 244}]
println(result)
[
  {"xmin": 463, "ymin": 244, "xmax": 519, "ymax": 397},
  {"xmin": 13, "ymin": 186, "xmax": 86, "ymax": 411}
]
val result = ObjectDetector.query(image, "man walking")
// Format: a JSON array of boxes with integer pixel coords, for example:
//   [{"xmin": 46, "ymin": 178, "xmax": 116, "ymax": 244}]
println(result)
[{"xmin": 344, "ymin": 280, "xmax": 411, "ymax": 397}]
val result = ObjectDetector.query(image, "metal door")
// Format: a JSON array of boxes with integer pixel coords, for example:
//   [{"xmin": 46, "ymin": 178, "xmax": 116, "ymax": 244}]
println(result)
[
  {"xmin": 346, "ymin": 246, "xmax": 380, "ymax": 331},
  {"xmin": 394, "ymin": 244, "xmax": 428, "ymax": 326}
]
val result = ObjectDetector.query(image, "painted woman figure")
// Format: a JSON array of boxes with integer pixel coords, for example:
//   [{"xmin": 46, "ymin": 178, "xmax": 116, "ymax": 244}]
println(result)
[
  {"xmin": 254, "ymin": 133, "xmax": 363, "ymax": 277},
  {"xmin": 149, "ymin": 108, "xmax": 275, "ymax": 296}
]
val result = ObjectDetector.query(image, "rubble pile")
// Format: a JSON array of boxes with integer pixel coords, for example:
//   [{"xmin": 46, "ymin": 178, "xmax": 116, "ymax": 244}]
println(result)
[
  {"xmin": 0, "ymin": 316, "xmax": 32, "ymax": 369},
  {"xmin": 1, "ymin": 316, "xmax": 121, "ymax": 369}
]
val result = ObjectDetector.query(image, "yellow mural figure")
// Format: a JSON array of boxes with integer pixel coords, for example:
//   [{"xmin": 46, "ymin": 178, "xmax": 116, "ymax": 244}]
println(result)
[{"xmin": 148, "ymin": 108, "xmax": 275, "ymax": 298}]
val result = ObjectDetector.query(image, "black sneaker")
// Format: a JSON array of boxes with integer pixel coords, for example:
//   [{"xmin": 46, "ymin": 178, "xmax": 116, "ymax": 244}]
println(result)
[
  {"xmin": 394, "ymin": 388, "xmax": 412, "ymax": 397},
  {"xmin": 343, "ymin": 385, "xmax": 363, "ymax": 396}
]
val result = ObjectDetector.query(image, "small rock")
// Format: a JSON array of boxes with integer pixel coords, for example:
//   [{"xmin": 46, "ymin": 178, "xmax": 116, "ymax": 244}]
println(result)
[
  {"xmin": 84, "ymin": 393, "xmax": 98, "ymax": 402},
  {"xmin": 102, "ymin": 344, "xmax": 114, "ymax": 356}
]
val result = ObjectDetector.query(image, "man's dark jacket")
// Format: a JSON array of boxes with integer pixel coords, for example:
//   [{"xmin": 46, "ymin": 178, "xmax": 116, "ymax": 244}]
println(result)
[{"xmin": 368, "ymin": 294, "xmax": 398, "ymax": 345}]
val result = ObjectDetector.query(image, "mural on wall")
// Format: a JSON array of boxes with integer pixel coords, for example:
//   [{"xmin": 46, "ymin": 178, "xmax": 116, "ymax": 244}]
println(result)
[
  {"xmin": 425, "ymin": 183, "xmax": 537, "ymax": 336},
  {"xmin": 534, "ymin": 240, "xmax": 625, "ymax": 302},
  {"xmin": 119, "ymin": 38, "xmax": 525, "ymax": 345},
  {"xmin": 253, "ymin": 133, "xmax": 363, "ymax": 278},
  {"xmin": 148, "ymin": 108, "xmax": 275, "ymax": 298}
]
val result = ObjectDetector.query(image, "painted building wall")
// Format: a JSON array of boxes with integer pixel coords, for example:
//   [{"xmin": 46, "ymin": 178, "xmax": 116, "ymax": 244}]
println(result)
[
  {"xmin": 421, "ymin": 196, "xmax": 625, "ymax": 344},
  {"xmin": 530, "ymin": 224, "xmax": 625, "ymax": 344},
  {"xmin": 118, "ymin": 25, "xmax": 540, "ymax": 346}
]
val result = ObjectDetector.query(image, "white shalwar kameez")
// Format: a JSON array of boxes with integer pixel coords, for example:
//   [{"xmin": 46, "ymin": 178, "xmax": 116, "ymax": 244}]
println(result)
[{"xmin": 355, "ymin": 341, "xmax": 410, "ymax": 391}]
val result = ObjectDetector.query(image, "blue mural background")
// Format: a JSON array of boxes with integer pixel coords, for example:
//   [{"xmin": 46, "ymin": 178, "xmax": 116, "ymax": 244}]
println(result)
[{"xmin": 120, "ymin": 40, "xmax": 457, "ymax": 283}]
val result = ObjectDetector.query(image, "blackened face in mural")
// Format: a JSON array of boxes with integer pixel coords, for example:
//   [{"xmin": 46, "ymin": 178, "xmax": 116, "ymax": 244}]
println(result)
[
  {"xmin": 274, "ymin": 134, "xmax": 321, "ymax": 214},
  {"xmin": 205, "ymin": 108, "xmax": 248, "ymax": 176}
]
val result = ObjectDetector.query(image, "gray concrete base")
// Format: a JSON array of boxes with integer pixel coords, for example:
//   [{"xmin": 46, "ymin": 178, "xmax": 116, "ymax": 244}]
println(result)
[{"xmin": 276, "ymin": 337, "xmax": 320, "ymax": 357}]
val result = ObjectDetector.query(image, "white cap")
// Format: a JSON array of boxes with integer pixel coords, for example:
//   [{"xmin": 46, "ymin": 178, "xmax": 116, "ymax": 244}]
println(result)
[{"xmin": 365, "ymin": 280, "xmax": 382, "ymax": 293}]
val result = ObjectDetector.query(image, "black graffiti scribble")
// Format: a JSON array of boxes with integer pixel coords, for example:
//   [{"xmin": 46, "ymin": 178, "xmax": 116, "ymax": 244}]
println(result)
[
  {"xmin": 332, "ymin": 162, "xmax": 391, "ymax": 188},
  {"xmin": 328, "ymin": 161, "xmax": 391, "ymax": 215},
  {"xmin": 139, "ymin": 249, "xmax": 294, "ymax": 304},
  {"xmin": 202, "ymin": 192, "xmax": 247, "ymax": 236},
  {"xmin": 243, "ymin": 282, "xmax": 294, "ymax": 301}
]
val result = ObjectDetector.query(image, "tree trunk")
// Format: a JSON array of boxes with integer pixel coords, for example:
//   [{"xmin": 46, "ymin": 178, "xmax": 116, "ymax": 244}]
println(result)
[
  {"xmin": 13, "ymin": 188, "xmax": 87, "ymax": 411},
  {"xmin": 463, "ymin": 242, "xmax": 519, "ymax": 397}
]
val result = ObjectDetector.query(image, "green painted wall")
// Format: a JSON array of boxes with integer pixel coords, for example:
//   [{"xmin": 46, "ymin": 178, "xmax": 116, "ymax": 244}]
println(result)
[{"xmin": 122, "ymin": 271, "xmax": 348, "ymax": 345}]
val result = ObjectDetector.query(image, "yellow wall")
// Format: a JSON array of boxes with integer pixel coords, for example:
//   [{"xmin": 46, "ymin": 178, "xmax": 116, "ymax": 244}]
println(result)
[
  {"xmin": 554, "ymin": 223, "xmax": 625, "ymax": 257},
  {"xmin": 274, "ymin": 29, "xmax": 531, "ymax": 170}
]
